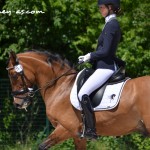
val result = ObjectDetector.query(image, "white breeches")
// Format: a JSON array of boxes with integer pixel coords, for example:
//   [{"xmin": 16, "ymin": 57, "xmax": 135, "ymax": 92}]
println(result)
[{"xmin": 78, "ymin": 69, "xmax": 114, "ymax": 101}]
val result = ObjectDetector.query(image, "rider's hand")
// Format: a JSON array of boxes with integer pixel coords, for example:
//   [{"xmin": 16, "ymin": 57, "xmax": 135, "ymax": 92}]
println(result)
[{"xmin": 78, "ymin": 53, "xmax": 91, "ymax": 63}]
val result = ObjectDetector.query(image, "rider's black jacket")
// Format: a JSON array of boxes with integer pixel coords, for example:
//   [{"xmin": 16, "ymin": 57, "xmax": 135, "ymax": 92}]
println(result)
[{"xmin": 90, "ymin": 18, "xmax": 121, "ymax": 70}]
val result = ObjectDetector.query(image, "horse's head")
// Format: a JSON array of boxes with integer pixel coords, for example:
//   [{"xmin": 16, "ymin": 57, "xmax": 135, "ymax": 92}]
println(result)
[
  {"xmin": 6, "ymin": 51, "xmax": 34, "ymax": 111},
  {"xmin": 6, "ymin": 50, "xmax": 76, "ymax": 111}
]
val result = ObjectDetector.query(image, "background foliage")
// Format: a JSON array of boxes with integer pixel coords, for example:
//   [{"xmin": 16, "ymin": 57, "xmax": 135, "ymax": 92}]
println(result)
[
  {"xmin": 0, "ymin": 0, "xmax": 149, "ymax": 77},
  {"xmin": 0, "ymin": 0, "xmax": 150, "ymax": 149}
]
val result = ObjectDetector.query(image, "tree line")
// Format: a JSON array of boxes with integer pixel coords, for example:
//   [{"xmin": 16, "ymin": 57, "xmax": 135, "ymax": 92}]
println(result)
[{"xmin": 0, "ymin": 0, "xmax": 149, "ymax": 77}]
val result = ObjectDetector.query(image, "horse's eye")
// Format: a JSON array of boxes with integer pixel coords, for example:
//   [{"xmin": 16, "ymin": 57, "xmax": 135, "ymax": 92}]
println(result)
[{"xmin": 10, "ymin": 73, "xmax": 19, "ymax": 80}]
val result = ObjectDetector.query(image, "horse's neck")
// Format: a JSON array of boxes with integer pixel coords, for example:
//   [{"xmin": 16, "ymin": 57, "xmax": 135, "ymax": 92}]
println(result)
[
  {"xmin": 42, "ymin": 73, "xmax": 75, "ymax": 106},
  {"xmin": 19, "ymin": 53, "xmax": 76, "ymax": 103},
  {"xmin": 35, "ymin": 64, "xmax": 76, "ymax": 105},
  {"xmin": 20, "ymin": 54, "xmax": 76, "ymax": 105}
]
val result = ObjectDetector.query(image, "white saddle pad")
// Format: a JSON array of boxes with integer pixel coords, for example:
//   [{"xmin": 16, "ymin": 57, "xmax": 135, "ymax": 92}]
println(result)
[{"xmin": 70, "ymin": 70, "xmax": 130, "ymax": 111}]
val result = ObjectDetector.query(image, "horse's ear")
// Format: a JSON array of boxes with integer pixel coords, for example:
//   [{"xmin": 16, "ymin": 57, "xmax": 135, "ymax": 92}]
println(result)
[{"xmin": 9, "ymin": 50, "xmax": 19, "ymax": 66}]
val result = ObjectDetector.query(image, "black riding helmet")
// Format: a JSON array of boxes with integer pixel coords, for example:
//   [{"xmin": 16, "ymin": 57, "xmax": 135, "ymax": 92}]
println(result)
[{"xmin": 98, "ymin": 0, "xmax": 120, "ymax": 14}]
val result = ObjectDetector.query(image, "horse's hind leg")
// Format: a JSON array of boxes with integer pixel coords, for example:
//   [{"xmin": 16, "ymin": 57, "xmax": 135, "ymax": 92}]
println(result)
[
  {"xmin": 139, "ymin": 99, "xmax": 150, "ymax": 136},
  {"xmin": 39, "ymin": 124, "xmax": 86, "ymax": 150},
  {"xmin": 136, "ymin": 120, "xmax": 149, "ymax": 136},
  {"xmin": 142, "ymin": 115, "xmax": 150, "ymax": 136}
]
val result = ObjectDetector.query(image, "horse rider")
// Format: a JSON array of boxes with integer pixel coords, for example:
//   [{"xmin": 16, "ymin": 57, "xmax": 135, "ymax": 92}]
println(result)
[{"xmin": 78, "ymin": 0, "xmax": 121, "ymax": 139}]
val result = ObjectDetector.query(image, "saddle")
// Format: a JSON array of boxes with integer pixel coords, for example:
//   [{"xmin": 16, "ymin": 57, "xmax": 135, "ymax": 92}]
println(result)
[{"xmin": 77, "ymin": 66, "xmax": 127, "ymax": 108}]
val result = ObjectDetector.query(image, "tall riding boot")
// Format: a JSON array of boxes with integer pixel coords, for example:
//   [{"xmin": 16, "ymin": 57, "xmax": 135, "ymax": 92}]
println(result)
[{"xmin": 80, "ymin": 94, "xmax": 98, "ymax": 139}]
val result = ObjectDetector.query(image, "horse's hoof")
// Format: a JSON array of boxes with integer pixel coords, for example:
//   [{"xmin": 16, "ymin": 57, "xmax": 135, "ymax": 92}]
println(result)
[{"xmin": 38, "ymin": 143, "xmax": 47, "ymax": 150}]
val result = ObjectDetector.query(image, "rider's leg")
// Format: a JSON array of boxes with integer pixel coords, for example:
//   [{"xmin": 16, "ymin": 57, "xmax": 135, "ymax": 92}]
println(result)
[
  {"xmin": 78, "ymin": 69, "xmax": 114, "ymax": 100},
  {"xmin": 80, "ymin": 94, "xmax": 97, "ymax": 139},
  {"xmin": 78, "ymin": 69, "xmax": 114, "ymax": 139}
]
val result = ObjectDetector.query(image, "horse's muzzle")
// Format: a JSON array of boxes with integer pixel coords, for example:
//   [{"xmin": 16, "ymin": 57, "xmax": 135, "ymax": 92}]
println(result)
[{"xmin": 13, "ymin": 96, "xmax": 32, "ymax": 110}]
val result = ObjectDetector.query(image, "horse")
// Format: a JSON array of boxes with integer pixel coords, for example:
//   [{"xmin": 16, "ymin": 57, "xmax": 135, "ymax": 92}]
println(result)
[{"xmin": 6, "ymin": 50, "xmax": 150, "ymax": 150}]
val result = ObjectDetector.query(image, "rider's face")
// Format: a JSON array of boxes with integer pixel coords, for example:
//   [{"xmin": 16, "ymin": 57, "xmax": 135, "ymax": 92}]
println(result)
[{"xmin": 99, "ymin": 4, "xmax": 109, "ymax": 18}]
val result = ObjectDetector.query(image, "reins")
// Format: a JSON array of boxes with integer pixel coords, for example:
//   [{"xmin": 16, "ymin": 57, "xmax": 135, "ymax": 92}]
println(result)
[
  {"xmin": 7, "ymin": 50, "xmax": 84, "ymax": 111},
  {"xmin": 34, "ymin": 69, "xmax": 76, "ymax": 93},
  {"xmin": 29, "ymin": 62, "xmax": 81, "ymax": 95},
  {"xmin": 7, "ymin": 55, "xmax": 82, "ymax": 110}
]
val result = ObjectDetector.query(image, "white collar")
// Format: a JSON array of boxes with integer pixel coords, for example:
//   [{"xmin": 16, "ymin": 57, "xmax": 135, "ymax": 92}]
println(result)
[{"xmin": 105, "ymin": 14, "xmax": 116, "ymax": 23}]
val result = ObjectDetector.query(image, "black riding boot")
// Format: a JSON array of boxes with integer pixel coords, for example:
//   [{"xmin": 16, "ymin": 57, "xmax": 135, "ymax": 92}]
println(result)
[{"xmin": 80, "ymin": 94, "xmax": 98, "ymax": 139}]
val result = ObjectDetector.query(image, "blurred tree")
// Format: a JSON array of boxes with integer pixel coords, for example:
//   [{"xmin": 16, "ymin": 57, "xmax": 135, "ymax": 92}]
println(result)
[{"xmin": 117, "ymin": 0, "xmax": 150, "ymax": 77}]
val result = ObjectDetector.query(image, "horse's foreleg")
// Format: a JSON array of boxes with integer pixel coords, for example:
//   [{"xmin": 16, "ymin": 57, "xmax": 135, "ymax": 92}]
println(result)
[
  {"xmin": 38, "ymin": 125, "xmax": 87, "ymax": 150},
  {"xmin": 39, "ymin": 125, "xmax": 71, "ymax": 150}
]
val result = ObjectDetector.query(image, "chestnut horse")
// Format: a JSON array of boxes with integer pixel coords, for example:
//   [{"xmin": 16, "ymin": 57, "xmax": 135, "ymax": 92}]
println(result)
[{"xmin": 7, "ymin": 50, "xmax": 150, "ymax": 150}]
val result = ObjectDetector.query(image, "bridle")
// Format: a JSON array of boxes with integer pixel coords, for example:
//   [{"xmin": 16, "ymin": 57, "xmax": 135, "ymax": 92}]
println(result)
[
  {"xmin": 7, "ymin": 65, "xmax": 34, "ymax": 98},
  {"xmin": 6, "ymin": 63, "xmax": 35, "ymax": 110},
  {"xmin": 6, "ymin": 59, "xmax": 77, "ymax": 110}
]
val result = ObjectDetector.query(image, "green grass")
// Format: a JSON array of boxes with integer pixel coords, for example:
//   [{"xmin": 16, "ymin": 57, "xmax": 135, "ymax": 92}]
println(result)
[
  {"xmin": 2, "ymin": 134, "xmax": 150, "ymax": 150},
  {"xmin": 1, "ymin": 137, "xmax": 131, "ymax": 150}
]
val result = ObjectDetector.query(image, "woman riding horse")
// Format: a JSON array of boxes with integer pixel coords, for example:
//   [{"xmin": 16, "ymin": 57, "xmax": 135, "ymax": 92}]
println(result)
[
  {"xmin": 78, "ymin": 0, "xmax": 121, "ymax": 139},
  {"xmin": 6, "ymin": 1, "xmax": 150, "ymax": 150}
]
